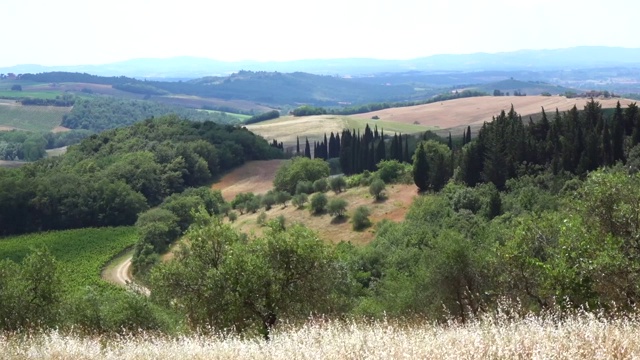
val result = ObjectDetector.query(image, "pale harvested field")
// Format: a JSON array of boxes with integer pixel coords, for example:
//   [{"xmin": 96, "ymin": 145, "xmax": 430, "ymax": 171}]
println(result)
[
  {"xmin": 4, "ymin": 313, "xmax": 640, "ymax": 359},
  {"xmin": 353, "ymin": 96, "xmax": 638, "ymax": 135},
  {"xmin": 51, "ymin": 125, "xmax": 71, "ymax": 133},
  {"xmin": 247, "ymin": 115, "xmax": 349, "ymax": 149},
  {"xmin": 0, "ymin": 160, "xmax": 26, "ymax": 168},
  {"xmin": 212, "ymin": 160, "xmax": 286, "ymax": 201}
]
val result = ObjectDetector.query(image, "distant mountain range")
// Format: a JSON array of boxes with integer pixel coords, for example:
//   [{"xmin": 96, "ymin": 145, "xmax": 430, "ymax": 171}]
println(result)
[{"xmin": 2, "ymin": 47, "xmax": 640, "ymax": 79}]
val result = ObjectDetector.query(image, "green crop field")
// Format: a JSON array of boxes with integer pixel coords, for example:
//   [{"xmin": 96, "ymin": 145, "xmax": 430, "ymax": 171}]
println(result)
[
  {"xmin": 0, "ymin": 101, "xmax": 70, "ymax": 131},
  {"xmin": 0, "ymin": 227, "xmax": 137, "ymax": 293},
  {"xmin": 197, "ymin": 109, "xmax": 251, "ymax": 122},
  {"xmin": 344, "ymin": 117, "xmax": 435, "ymax": 134}
]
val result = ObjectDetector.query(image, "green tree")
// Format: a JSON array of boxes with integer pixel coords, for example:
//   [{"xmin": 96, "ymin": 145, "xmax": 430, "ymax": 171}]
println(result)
[
  {"xmin": 309, "ymin": 193, "xmax": 328, "ymax": 214},
  {"xmin": 291, "ymin": 193, "xmax": 308, "ymax": 209},
  {"xmin": 412, "ymin": 142, "xmax": 429, "ymax": 191},
  {"xmin": 327, "ymin": 197, "xmax": 348, "ymax": 218},
  {"xmin": 313, "ymin": 178, "xmax": 328, "ymax": 193},
  {"xmin": 150, "ymin": 215, "xmax": 345, "ymax": 339},
  {"xmin": 329, "ymin": 176, "xmax": 347, "ymax": 193},
  {"xmin": 274, "ymin": 157, "xmax": 330, "ymax": 194},
  {"xmin": 369, "ymin": 179, "xmax": 386, "ymax": 201},
  {"xmin": 352, "ymin": 206, "xmax": 371, "ymax": 231}
]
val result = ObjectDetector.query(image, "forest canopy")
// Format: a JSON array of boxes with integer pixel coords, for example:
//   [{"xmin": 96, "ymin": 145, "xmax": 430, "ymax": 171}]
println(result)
[{"xmin": 0, "ymin": 115, "xmax": 283, "ymax": 236}]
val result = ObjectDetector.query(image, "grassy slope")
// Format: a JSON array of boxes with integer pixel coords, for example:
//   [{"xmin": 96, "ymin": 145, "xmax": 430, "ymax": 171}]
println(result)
[
  {"xmin": 247, "ymin": 115, "xmax": 432, "ymax": 149},
  {"xmin": 231, "ymin": 183, "xmax": 416, "ymax": 246},
  {"xmin": 0, "ymin": 227, "xmax": 137, "ymax": 293}
]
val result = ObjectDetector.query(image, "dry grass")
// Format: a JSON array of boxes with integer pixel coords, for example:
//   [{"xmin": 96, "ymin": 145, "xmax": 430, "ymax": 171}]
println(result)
[
  {"xmin": 3, "ymin": 313, "xmax": 640, "ymax": 359},
  {"xmin": 210, "ymin": 160, "xmax": 415, "ymax": 245},
  {"xmin": 212, "ymin": 160, "xmax": 285, "ymax": 201},
  {"xmin": 353, "ymin": 96, "xmax": 638, "ymax": 136}
]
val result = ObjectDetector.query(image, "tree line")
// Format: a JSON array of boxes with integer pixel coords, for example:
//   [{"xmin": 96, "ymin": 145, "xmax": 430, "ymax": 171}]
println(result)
[
  {"xmin": 62, "ymin": 97, "xmax": 241, "ymax": 132},
  {"xmin": 0, "ymin": 115, "xmax": 284, "ymax": 236}
]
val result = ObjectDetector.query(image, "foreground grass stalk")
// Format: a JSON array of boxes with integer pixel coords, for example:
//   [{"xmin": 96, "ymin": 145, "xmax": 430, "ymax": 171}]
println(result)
[{"xmin": 2, "ymin": 313, "xmax": 639, "ymax": 359}]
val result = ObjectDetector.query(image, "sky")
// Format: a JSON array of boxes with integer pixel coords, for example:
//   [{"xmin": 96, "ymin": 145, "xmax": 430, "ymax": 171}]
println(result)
[{"xmin": 2, "ymin": 0, "xmax": 640, "ymax": 67}]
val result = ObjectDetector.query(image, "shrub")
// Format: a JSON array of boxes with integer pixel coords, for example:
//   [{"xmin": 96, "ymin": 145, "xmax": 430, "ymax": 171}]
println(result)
[
  {"xmin": 327, "ymin": 198, "xmax": 348, "ymax": 217},
  {"xmin": 292, "ymin": 193, "xmax": 308, "ymax": 209},
  {"xmin": 228, "ymin": 211, "xmax": 238, "ymax": 222},
  {"xmin": 261, "ymin": 192, "xmax": 276, "ymax": 211},
  {"xmin": 352, "ymin": 206, "xmax": 371, "ymax": 231},
  {"xmin": 330, "ymin": 176, "xmax": 347, "ymax": 193},
  {"xmin": 295, "ymin": 180, "xmax": 314, "ymax": 195},
  {"xmin": 309, "ymin": 193, "xmax": 328, "ymax": 214},
  {"xmin": 257, "ymin": 211, "xmax": 267, "ymax": 226},
  {"xmin": 376, "ymin": 160, "xmax": 406, "ymax": 183},
  {"xmin": 313, "ymin": 178, "xmax": 328, "ymax": 193},
  {"xmin": 369, "ymin": 179, "xmax": 386, "ymax": 201},
  {"xmin": 275, "ymin": 191, "xmax": 291, "ymax": 208}
]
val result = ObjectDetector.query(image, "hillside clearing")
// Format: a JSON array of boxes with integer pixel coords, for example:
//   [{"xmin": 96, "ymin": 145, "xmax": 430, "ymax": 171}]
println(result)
[
  {"xmin": 232, "ymin": 183, "xmax": 416, "ymax": 246},
  {"xmin": 352, "ymin": 95, "xmax": 638, "ymax": 136},
  {"xmin": 212, "ymin": 160, "xmax": 286, "ymax": 201},
  {"xmin": 211, "ymin": 160, "xmax": 416, "ymax": 245}
]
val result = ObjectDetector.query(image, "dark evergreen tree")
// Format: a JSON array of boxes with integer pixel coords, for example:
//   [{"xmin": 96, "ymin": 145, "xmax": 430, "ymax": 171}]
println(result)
[
  {"xmin": 403, "ymin": 135, "xmax": 410, "ymax": 164},
  {"xmin": 375, "ymin": 138, "xmax": 386, "ymax": 164},
  {"xmin": 447, "ymin": 132, "xmax": 453, "ymax": 150},
  {"xmin": 296, "ymin": 136, "xmax": 300, "ymax": 155},
  {"xmin": 602, "ymin": 122, "xmax": 613, "ymax": 166},
  {"xmin": 612, "ymin": 101, "xmax": 625, "ymax": 162},
  {"xmin": 466, "ymin": 125, "xmax": 472, "ymax": 144},
  {"xmin": 304, "ymin": 138, "xmax": 311, "ymax": 159},
  {"xmin": 412, "ymin": 142, "xmax": 429, "ymax": 192}
]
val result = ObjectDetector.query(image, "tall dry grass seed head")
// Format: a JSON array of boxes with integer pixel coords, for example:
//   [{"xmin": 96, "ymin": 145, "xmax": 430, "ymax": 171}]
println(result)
[{"xmin": 2, "ymin": 312, "xmax": 640, "ymax": 359}]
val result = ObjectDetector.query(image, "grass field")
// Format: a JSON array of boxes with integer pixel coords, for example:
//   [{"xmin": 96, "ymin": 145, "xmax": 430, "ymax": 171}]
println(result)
[
  {"xmin": 0, "ymin": 227, "xmax": 137, "ymax": 293},
  {"xmin": 247, "ymin": 115, "xmax": 433, "ymax": 150},
  {"xmin": 3, "ymin": 312, "xmax": 639, "ymax": 359},
  {"xmin": 0, "ymin": 100, "xmax": 70, "ymax": 131},
  {"xmin": 212, "ymin": 160, "xmax": 416, "ymax": 245},
  {"xmin": 353, "ymin": 95, "xmax": 638, "ymax": 136},
  {"xmin": 197, "ymin": 108, "xmax": 251, "ymax": 122}
]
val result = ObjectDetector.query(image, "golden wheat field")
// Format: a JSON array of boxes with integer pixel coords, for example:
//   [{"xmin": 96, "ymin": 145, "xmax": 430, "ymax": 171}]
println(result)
[{"xmin": 2, "ymin": 312, "xmax": 640, "ymax": 359}]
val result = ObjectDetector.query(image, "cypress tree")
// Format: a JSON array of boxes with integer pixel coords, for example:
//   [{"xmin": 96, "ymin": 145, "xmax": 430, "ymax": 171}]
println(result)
[
  {"xmin": 612, "ymin": 101, "xmax": 625, "ymax": 162},
  {"xmin": 304, "ymin": 138, "xmax": 311, "ymax": 159},
  {"xmin": 296, "ymin": 136, "xmax": 300, "ymax": 155},
  {"xmin": 375, "ymin": 138, "xmax": 386, "ymax": 164},
  {"xmin": 447, "ymin": 132, "xmax": 453, "ymax": 150},
  {"xmin": 466, "ymin": 126, "xmax": 472, "ymax": 143},
  {"xmin": 412, "ymin": 142, "xmax": 429, "ymax": 192},
  {"xmin": 403, "ymin": 135, "xmax": 410, "ymax": 164},
  {"xmin": 602, "ymin": 122, "xmax": 613, "ymax": 166},
  {"xmin": 398, "ymin": 134, "xmax": 404, "ymax": 162}
]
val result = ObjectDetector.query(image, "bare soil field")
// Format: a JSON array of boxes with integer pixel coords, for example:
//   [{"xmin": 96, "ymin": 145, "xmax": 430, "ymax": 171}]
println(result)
[
  {"xmin": 212, "ymin": 160, "xmax": 286, "ymax": 201},
  {"xmin": 353, "ymin": 96, "xmax": 638, "ymax": 136}
]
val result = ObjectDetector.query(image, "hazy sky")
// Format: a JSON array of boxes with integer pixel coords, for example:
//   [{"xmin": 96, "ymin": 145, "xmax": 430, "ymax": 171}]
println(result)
[{"xmin": 2, "ymin": 0, "xmax": 639, "ymax": 67}]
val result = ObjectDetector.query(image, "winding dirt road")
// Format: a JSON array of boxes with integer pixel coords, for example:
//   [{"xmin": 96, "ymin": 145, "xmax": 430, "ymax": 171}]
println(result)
[{"xmin": 102, "ymin": 251, "xmax": 150, "ymax": 296}]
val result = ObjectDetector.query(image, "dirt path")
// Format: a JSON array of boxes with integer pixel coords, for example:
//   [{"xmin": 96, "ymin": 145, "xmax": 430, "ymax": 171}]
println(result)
[{"xmin": 101, "ymin": 250, "xmax": 150, "ymax": 296}]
